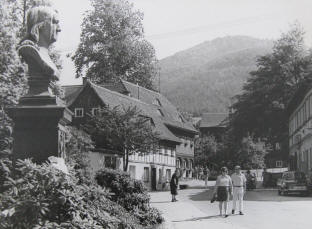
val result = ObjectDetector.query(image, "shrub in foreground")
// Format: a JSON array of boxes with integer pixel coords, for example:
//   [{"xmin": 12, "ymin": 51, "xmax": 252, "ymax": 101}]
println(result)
[
  {"xmin": 0, "ymin": 159, "xmax": 142, "ymax": 229},
  {"xmin": 95, "ymin": 168, "xmax": 164, "ymax": 226}
]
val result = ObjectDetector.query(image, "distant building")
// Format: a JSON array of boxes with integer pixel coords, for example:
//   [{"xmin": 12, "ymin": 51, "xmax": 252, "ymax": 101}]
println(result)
[
  {"xmin": 288, "ymin": 83, "xmax": 312, "ymax": 173},
  {"xmin": 63, "ymin": 79, "xmax": 198, "ymax": 190},
  {"xmin": 198, "ymin": 113, "xmax": 228, "ymax": 142}
]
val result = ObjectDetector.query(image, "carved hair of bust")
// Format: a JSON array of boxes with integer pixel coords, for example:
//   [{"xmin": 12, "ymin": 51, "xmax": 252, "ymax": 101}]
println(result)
[{"xmin": 24, "ymin": 5, "xmax": 59, "ymax": 47}]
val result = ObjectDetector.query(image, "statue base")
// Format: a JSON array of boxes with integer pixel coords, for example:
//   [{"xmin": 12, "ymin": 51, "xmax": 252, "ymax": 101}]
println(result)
[{"xmin": 7, "ymin": 95, "xmax": 72, "ymax": 164}]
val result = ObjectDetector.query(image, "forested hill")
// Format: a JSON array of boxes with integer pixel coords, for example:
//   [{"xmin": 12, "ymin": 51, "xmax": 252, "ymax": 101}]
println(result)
[{"xmin": 158, "ymin": 36, "xmax": 273, "ymax": 116}]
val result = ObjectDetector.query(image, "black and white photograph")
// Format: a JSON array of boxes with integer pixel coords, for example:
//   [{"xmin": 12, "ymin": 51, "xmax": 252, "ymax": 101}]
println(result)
[{"xmin": 1, "ymin": 0, "xmax": 312, "ymax": 228}]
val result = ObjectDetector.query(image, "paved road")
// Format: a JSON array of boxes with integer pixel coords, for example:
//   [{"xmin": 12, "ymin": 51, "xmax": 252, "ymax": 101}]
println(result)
[{"xmin": 150, "ymin": 188, "xmax": 312, "ymax": 229}]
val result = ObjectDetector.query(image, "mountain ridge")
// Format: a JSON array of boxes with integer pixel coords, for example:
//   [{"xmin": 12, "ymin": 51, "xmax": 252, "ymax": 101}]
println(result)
[{"xmin": 158, "ymin": 36, "xmax": 273, "ymax": 116}]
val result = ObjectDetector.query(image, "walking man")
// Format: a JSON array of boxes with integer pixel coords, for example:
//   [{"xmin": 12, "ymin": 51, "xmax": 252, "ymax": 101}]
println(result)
[{"xmin": 231, "ymin": 165, "xmax": 246, "ymax": 215}]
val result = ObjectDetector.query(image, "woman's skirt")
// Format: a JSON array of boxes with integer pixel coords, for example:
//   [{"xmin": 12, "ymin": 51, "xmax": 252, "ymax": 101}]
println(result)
[
  {"xmin": 217, "ymin": 186, "xmax": 229, "ymax": 202},
  {"xmin": 170, "ymin": 184, "xmax": 178, "ymax": 195}
]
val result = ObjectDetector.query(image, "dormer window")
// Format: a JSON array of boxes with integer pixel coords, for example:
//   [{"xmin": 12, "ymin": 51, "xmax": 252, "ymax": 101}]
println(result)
[
  {"xmin": 157, "ymin": 109, "xmax": 164, "ymax": 117},
  {"xmin": 153, "ymin": 98, "xmax": 162, "ymax": 106},
  {"xmin": 74, "ymin": 108, "xmax": 84, "ymax": 117}
]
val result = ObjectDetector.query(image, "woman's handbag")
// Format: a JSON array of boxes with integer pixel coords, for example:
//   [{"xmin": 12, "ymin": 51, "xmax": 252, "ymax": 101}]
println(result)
[{"xmin": 210, "ymin": 193, "xmax": 217, "ymax": 203}]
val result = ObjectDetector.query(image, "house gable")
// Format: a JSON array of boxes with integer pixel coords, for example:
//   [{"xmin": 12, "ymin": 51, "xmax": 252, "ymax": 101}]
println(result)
[{"xmin": 68, "ymin": 83, "xmax": 105, "ymax": 125}]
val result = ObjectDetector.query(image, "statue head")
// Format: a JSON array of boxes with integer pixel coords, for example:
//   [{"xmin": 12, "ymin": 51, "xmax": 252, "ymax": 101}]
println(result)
[{"xmin": 25, "ymin": 4, "xmax": 61, "ymax": 48}]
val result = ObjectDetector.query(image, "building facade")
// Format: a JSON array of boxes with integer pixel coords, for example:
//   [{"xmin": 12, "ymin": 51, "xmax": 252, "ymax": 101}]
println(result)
[
  {"xmin": 288, "ymin": 85, "xmax": 312, "ymax": 174},
  {"xmin": 198, "ymin": 113, "xmax": 228, "ymax": 141},
  {"xmin": 63, "ymin": 79, "xmax": 197, "ymax": 190}
]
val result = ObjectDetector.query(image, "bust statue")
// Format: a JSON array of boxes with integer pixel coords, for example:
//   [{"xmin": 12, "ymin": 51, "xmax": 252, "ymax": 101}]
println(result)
[{"xmin": 18, "ymin": 4, "xmax": 61, "ymax": 87}]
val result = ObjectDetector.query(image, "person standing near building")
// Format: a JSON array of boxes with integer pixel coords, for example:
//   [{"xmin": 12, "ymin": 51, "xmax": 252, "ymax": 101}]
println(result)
[
  {"xmin": 213, "ymin": 167, "xmax": 233, "ymax": 217},
  {"xmin": 199, "ymin": 167, "xmax": 204, "ymax": 180},
  {"xmin": 204, "ymin": 166, "xmax": 210, "ymax": 187},
  {"xmin": 231, "ymin": 165, "xmax": 246, "ymax": 215},
  {"xmin": 170, "ymin": 170, "xmax": 179, "ymax": 202}
]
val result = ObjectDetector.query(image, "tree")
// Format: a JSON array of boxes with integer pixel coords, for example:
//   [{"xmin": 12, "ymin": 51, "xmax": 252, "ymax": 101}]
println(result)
[
  {"xmin": 194, "ymin": 135, "xmax": 217, "ymax": 166},
  {"xmin": 236, "ymin": 136, "xmax": 270, "ymax": 169},
  {"xmin": 194, "ymin": 134, "xmax": 231, "ymax": 169},
  {"xmin": 228, "ymin": 23, "xmax": 312, "ymax": 165},
  {"xmin": 73, "ymin": 0, "xmax": 158, "ymax": 90},
  {"xmin": 84, "ymin": 105, "xmax": 159, "ymax": 171},
  {"xmin": 0, "ymin": 1, "xmax": 27, "ymax": 153}
]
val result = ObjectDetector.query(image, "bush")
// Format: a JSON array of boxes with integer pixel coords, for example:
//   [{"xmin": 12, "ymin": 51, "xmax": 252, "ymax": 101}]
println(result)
[
  {"xmin": 0, "ymin": 158, "xmax": 142, "ymax": 229},
  {"xmin": 95, "ymin": 168, "xmax": 164, "ymax": 226},
  {"xmin": 65, "ymin": 126, "xmax": 94, "ymax": 185}
]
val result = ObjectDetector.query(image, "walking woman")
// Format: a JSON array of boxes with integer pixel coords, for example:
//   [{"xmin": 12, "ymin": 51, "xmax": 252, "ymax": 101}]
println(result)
[
  {"xmin": 170, "ymin": 170, "xmax": 179, "ymax": 202},
  {"xmin": 213, "ymin": 167, "xmax": 233, "ymax": 217}
]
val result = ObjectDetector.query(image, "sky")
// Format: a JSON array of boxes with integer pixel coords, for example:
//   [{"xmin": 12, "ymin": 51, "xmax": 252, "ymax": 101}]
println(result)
[{"xmin": 52, "ymin": 0, "xmax": 312, "ymax": 85}]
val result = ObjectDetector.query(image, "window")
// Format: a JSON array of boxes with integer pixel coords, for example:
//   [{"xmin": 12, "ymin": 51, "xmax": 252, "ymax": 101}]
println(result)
[
  {"xmin": 91, "ymin": 107, "xmax": 100, "ymax": 116},
  {"xmin": 157, "ymin": 109, "xmax": 164, "ymax": 117},
  {"xmin": 276, "ymin": 160, "xmax": 282, "ymax": 168},
  {"xmin": 166, "ymin": 169, "xmax": 171, "ymax": 181},
  {"xmin": 104, "ymin": 156, "xmax": 116, "ymax": 169},
  {"xmin": 143, "ymin": 167, "xmax": 149, "ymax": 182},
  {"xmin": 158, "ymin": 169, "xmax": 162, "ymax": 183},
  {"xmin": 74, "ymin": 108, "xmax": 84, "ymax": 117},
  {"xmin": 153, "ymin": 98, "xmax": 162, "ymax": 106},
  {"xmin": 176, "ymin": 159, "xmax": 180, "ymax": 168},
  {"xmin": 171, "ymin": 149, "xmax": 175, "ymax": 157},
  {"xmin": 129, "ymin": 165, "xmax": 136, "ymax": 179},
  {"xmin": 184, "ymin": 140, "xmax": 188, "ymax": 147}
]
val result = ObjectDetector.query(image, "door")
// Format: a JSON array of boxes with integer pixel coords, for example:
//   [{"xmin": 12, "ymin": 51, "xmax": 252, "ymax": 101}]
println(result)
[{"xmin": 151, "ymin": 168, "xmax": 157, "ymax": 191}]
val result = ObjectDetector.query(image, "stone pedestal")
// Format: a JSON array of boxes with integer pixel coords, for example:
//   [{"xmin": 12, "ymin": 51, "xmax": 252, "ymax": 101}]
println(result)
[
  {"xmin": 7, "ymin": 4, "xmax": 73, "ymax": 163},
  {"xmin": 8, "ymin": 97, "xmax": 72, "ymax": 164}
]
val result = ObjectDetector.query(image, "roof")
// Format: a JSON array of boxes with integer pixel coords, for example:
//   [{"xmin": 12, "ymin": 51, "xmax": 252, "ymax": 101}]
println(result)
[
  {"xmin": 63, "ymin": 81, "xmax": 185, "ymax": 143},
  {"xmin": 199, "ymin": 113, "xmax": 228, "ymax": 128},
  {"xmin": 287, "ymin": 81, "xmax": 312, "ymax": 117},
  {"xmin": 101, "ymin": 79, "xmax": 197, "ymax": 134},
  {"xmin": 62, "ymin": 85, "xmax": 83, "ymax": 106},
  {"xmin": 121, "ymin": 80, "xmax": 197, "ymax": 133}
]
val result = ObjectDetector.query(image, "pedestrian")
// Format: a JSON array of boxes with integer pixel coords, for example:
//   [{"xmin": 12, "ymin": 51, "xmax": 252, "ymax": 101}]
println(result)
[
  {"xmin": 199, "ymin": 167, "xmax": 204, "ymax": 180},
  {"xmin": 231, "ymin": 165, "xmax": 246, "ymax": 215},
  {"xmin": 194, "ymin": 166, "xmax": 199, "ymax": 179},
  {"xmin": 204, "ymin": 166, "xmax": 210, "ymax": 187},
  {"xmin": 308, "ymin": 168, "xmax": 312, "ymax": 187},
  {"xmin": 213, "ymin": 167, "xmax": 233, "ymax": 217},
  {"xmin": 170, "ymin": 170, "xmax": 179, "ymax": 202}
]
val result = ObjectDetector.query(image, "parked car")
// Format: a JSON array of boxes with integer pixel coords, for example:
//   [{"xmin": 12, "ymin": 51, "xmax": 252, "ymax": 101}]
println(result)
[
  {"xmin": 277, "ymin": 171, "xmax": 309, "ymax": 196},
  {"xmin": 263, "ymin": 171, "xmax": 283, "ymax": 187}
]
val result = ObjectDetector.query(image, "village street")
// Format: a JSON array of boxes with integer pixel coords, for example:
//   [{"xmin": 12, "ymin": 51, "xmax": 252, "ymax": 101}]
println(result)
[{"xmin": 150, "ymin": 182, "xmax": 312, "ymax": 229}]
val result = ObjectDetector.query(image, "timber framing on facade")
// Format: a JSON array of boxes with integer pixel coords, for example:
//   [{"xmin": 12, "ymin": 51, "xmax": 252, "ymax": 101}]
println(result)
[{"xmin": 62, "ymin": 79, "xmax": 198, "ymax": 190}]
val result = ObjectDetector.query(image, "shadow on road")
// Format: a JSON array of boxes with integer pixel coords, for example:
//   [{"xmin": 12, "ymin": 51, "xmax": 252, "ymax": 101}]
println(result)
[
  {"xmin": 172, "ymin": 214, "xmax": 223, "ymax": 222},
  {"xmin": 188, "ymin": 189, "xmax": 213, "ymax": 201},
  {"xmin": 151, "ymin": 201, "xmax": 172, "ymax": 204},
  {"xmin": 188, "ymin": 188, "xmax": 312, "ymax": 202}
]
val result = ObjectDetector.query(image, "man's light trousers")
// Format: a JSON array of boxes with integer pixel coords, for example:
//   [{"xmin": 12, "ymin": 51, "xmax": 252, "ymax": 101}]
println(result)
[{"xmin": 232, "ymin": 187, "xmax": 244, "ymax": 212}]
